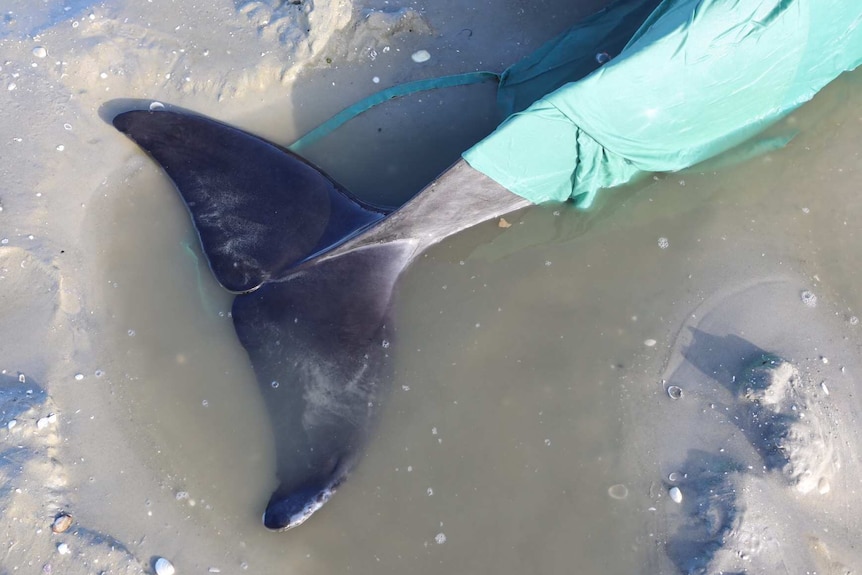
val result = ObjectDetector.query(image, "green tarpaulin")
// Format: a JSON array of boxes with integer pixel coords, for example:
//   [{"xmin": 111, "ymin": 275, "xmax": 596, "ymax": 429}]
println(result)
[{"xmin": 464, "ymin": 0, "xmax": 862, "ymax": 208}]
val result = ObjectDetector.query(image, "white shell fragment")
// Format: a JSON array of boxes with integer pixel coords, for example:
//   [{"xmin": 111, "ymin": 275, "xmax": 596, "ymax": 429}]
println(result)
[
  {"xmin": 155, "ymin": 557, "xmax": 176, "ymax": 575},
  {"xmin": 32, "ymin": 46, "xmax": 48, "ymax": 58},
  {"xmin": 669, "ymin": 486, "xmax": 683, "ymax": 504},
  {"xmin": 411, "ymin": 49, "xmax": 431, "ymax": 63},
  {"xmin": 57, "ymin": 542, "xmax": 70, "ymax": 555}
]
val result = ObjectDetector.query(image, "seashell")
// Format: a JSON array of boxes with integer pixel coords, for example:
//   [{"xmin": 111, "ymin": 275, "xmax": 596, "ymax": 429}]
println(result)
[
  {"xmin": 51, "ymin": 513, "xmax": 73, "ymax": 533},
  {"xmin": 669, "ymin": 486, "xmax": 683, "ymax": 504},
  {"xmin": 411, "ymin": 50, "xmax": 431, "ymax": 63},
  {"xmin": 155, "ymin": 557, "xmax": 176, "ymax": 575}
]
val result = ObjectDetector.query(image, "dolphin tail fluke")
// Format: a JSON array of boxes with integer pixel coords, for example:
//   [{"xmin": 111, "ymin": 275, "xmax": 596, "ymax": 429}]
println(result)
[{"xmin": 110, "ymin": 106, "xmax": 529, "ymax": 531}]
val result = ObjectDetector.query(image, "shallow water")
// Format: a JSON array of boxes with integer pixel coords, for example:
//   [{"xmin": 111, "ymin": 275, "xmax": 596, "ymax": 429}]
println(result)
[{"xmin": 87, "ymin": 26, "xmax": 862, "ymax": 575}]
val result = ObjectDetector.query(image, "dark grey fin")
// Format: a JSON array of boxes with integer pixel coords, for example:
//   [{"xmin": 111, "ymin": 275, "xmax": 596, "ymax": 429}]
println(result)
[
  {"xmin": 232, "ymin": 241, "xmax": 414, "ymax": 530},
  {"xmin": 112, "ymin": 110, "xmax": 389, "ymax": 293}
]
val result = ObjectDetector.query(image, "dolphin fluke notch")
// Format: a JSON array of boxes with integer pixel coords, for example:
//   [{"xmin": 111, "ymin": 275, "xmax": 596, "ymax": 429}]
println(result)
[{"xmin": 112, "ymin": 110, "xmax": 388, "ymax": 293}]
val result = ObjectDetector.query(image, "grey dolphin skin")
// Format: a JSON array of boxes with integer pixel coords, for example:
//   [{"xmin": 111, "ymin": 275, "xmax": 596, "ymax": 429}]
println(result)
[{"xmin": 112, "ymin": 109, "xmax": 530, "ymax": 530}]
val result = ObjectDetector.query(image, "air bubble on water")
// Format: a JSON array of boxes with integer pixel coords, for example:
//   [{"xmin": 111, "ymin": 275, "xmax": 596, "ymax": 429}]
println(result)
[
  {"xmin": 128, "ymin": 329, "xmax": 136, "ymax": 337},
  {"xmin": 426, "ymin": 487, "xmax": 433, "ymax": 496},
  {"xmin": 381, "ymin": 339, "xmax": 390, "ymax": 349},
  {"xmin": 434, "ymin": 533, "xmax": 446, "ymax": 544},
  {"xmin": 658, "ymin": 237, "xmax": 669, "ymax": 249},
  {"xmin": 800, "ymin": 290, "xmax": 817, "ymax": 308},
  {"xmin": 544, "ymin": 438, "xmax": 551, "ymax": 446},
  {"xmin": 95, "ymin": 369, "xmax": 104, "ymax": 378},
  {"xmin": 608, "ymin": 484, "xmax": 628, "ymax": 499},
  {"xmin": 202, "ymin": 399, "xmax": 209, "ymax": 407},
  {"xmin": 271, "ymin": 381, "xmax": 279, "ymax": 389},
  {"xmin": 849, "ymin": 315, "xmax": 859, "ymax": 326}
]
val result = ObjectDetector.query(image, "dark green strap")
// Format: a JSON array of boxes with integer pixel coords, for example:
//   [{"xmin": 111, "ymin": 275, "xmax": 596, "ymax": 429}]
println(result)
[{"xmin": 288, "ymin": 71, "xmax": 500, "ymax": 153}]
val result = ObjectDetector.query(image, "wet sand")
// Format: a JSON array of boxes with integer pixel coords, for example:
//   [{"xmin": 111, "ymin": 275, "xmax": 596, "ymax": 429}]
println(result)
[{"xmin": 1, "ymin": 0, "xmax": 861, "ymax": 573}]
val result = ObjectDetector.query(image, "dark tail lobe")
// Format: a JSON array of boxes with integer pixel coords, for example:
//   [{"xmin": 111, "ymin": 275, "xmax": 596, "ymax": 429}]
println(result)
[{"xmin": 113, "ymin": 109, "xmax": 388, "ymax": 293}]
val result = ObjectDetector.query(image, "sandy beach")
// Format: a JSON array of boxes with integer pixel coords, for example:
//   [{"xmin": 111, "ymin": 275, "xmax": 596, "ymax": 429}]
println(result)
[{"xmin": 2, "ymin": 1, "xmax": 861, "ymax": 573}]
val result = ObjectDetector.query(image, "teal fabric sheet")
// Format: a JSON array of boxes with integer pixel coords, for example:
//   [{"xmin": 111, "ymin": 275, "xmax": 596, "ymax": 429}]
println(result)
[{"xmin": 464, "ymin": 0, "xmax": 862, "ymax": 208}]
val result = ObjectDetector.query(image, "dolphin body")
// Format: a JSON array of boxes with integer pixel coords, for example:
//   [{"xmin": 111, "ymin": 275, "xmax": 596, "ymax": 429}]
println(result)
[{"xmin": 113, "ymin": 109, "xmax": 530, "ymax": 530}]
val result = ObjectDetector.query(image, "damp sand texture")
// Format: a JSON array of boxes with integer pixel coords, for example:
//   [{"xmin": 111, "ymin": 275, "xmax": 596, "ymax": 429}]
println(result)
[{"xmin": 3, "ymin": 1, "xmax": 862, "ymax": 574}]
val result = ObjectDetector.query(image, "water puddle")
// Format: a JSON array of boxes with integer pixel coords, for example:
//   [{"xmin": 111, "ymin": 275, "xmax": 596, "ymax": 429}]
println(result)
[{"xmin": 84, "ymin": 19, "xmax": 862, "ymax": 575}]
